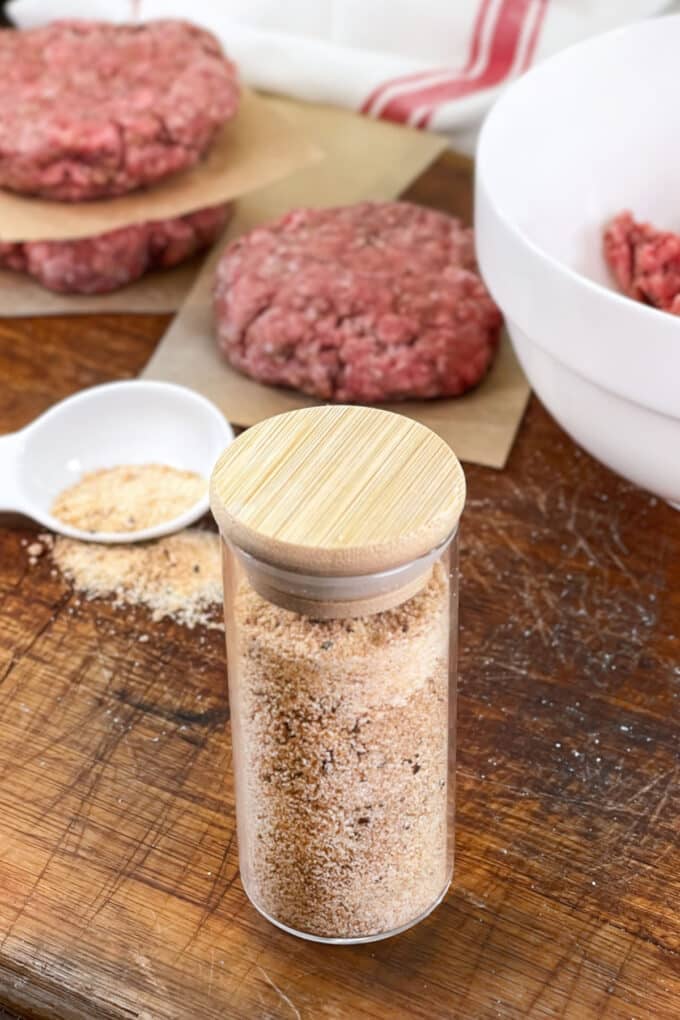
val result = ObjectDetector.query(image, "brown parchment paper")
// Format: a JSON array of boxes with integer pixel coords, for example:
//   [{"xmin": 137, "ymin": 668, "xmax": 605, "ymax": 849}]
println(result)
[
  {"xmin": 0, "ymin": 91, "xmax": 322, "ymax": 244},
  {"xmin": 143, "ymin": 97, "xmax": 529, "ymax": 469}
]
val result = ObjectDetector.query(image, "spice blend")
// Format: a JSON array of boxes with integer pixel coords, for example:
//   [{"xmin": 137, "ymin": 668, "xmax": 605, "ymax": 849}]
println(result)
[
  {"xmin": 51, "ymin": 463, "xmax": 206, "ymax": 533},
  {"xmin": 228, "ymin": 559, "xmax": 451, "ymax": 939},
  {"xmin": 52, "ymin": 529, "xmax": 222, "ymax": 629}
]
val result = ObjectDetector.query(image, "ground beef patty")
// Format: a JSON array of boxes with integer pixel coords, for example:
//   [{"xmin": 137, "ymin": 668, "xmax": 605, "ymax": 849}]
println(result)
[
  {"xmin": 214, "ymin": 202, "xmax": 502, "ymax": 403},
  {"xmin": 604, "ymin": 211, "xmax": 680, "ymax": 315},
  {"xmin": 0, "ymin": 204, "xmax": 231, "ymax": 294},
  {"xmin": 0, "ymin": 20, "xmax": 239, "ymax": 201}
]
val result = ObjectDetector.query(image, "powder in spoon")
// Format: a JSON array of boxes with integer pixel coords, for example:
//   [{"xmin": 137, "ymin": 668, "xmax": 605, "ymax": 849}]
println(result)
[
  {"xmin": 51, "ymin": 528, "xmax": 223, "ymax": 629},
  {"xmin": 51, "ymin": 463, "xmax": 207, "ymax": 533}
]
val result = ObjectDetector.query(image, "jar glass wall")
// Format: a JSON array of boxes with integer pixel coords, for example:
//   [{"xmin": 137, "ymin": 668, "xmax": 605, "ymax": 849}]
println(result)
[{"xmin": 221, "ymin": 532, "xmax": 459, "ymax": 944}]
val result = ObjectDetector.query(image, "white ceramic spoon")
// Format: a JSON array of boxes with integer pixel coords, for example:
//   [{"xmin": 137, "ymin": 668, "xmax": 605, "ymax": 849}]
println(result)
[{"xmin": 0, "ymin": 380, "xmax": 234, "ymax": 543}]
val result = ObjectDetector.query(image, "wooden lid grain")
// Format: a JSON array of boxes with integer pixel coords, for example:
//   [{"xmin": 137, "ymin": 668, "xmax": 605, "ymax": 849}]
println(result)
[{"xmin": 210, "ymin": 405, "xmax": 465, "ymax": 576}]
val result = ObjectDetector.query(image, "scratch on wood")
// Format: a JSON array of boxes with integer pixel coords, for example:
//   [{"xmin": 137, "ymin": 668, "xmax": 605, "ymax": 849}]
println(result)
[
  {"xmin": 597, "ymin": 935, "xmax": 638, "ymax": 1019},
  {"xmin": 257, "ymin": 966, "xmax": 302, "ymax": 1020}
]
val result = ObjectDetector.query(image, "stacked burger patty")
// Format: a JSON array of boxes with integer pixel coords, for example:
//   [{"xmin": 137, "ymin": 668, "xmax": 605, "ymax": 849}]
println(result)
[{"xmin": 0, "ymin": 20, "xmax": 239, "ymax": 293}]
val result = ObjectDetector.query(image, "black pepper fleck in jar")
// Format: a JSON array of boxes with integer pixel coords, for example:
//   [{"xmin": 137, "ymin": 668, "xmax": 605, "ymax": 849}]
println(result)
[{"xmin": 210, "ymin": 405, "xmax": 465, "ymax": 943}]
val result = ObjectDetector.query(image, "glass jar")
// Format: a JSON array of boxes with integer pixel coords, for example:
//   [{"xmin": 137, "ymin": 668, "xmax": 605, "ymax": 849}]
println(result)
[{"xmin": 211, "ymin": 406, "xmax": 465, "ymax": 944}]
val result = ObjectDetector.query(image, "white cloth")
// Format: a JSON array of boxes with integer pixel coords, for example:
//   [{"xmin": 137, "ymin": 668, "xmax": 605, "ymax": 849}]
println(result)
[{"xmin": 8, "ymin": 0, "xmax": 678, "ymax": 152}]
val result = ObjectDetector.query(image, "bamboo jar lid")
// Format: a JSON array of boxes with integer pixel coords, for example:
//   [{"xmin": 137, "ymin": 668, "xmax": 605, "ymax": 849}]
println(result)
[{"xmin": 210, "ymin": 405, "xmax": 465, "ymax": 579}]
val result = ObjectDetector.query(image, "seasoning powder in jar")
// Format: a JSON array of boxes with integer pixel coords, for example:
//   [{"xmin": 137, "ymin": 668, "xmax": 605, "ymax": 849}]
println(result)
[{"xmin": 210, "ymin": 405, "xmax": 465, "ymax": 943}]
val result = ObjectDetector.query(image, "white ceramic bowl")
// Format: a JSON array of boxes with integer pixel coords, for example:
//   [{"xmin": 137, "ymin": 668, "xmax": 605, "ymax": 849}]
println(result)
[{"xmin": 476, "ymin": 15, "xmax": 680, "ymax": 506}]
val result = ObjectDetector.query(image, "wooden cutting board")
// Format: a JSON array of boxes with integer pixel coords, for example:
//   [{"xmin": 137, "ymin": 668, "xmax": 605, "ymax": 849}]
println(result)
[{"xmin": 1, "ymin": 157, "xmax": 679, "ymax": 1020}]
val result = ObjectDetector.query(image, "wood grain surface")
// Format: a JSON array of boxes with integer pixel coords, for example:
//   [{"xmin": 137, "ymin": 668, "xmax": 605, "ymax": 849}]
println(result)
[{"xmin": 0, "ymin": 154, "xmax": 678, "ymax": 1020}]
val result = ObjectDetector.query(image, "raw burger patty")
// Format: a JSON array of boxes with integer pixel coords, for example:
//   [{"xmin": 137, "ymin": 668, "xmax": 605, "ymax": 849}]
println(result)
[
  {"xmin": 604, "ymin": 211, "xmax": 680, "ymax": 315},
  {"xmin": 0, "ymin": 20, "xmax": 239, "ymax": 200},
  {"xmin": 214, "ymin": 201, "xmax": 502, "ymax": 403},
  {"xmin": 0, "ymin": 204, "xmax": 231, "ymax": 294}
]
